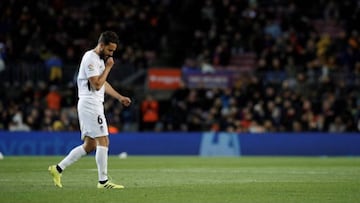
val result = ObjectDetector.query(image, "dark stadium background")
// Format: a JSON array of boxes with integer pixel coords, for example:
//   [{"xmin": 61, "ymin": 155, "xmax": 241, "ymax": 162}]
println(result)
[{"xmin": 0, "ymin": 0, "xmax": 359, "ymax": 133}]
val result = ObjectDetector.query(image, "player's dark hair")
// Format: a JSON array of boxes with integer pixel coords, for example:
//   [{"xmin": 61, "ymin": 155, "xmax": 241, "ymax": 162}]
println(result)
[{"xmin": 98, "ymin": 31, "xmax": 119, "ymax": 46}]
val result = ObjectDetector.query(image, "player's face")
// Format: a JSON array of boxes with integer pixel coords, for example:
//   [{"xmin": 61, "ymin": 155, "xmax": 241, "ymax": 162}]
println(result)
[{"xmin": 99, "ymin": 42, "xmax": 117, "ymax": 59}]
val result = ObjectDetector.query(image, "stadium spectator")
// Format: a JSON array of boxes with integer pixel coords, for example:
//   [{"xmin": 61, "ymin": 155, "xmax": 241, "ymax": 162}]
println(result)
[
  {"xmin": 44, "ymin": 52, "xmax": 63, "ymax": 84},
  {"xmin": 141, "ymin": 94, "xmax": 159, "ymax": 131},
  {"xmin": 9, "ymin": 107, "xmax": 30, "ymax": 132},
  {"xmin": 46, "ymin": 85, "xmax": 61, "ymax": 111}
]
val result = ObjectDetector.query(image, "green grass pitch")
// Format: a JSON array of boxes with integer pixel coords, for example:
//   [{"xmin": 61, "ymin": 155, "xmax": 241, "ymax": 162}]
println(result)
[{"xmin": 0, "ymin": 156, "xmax": 359, "ymax": 203}]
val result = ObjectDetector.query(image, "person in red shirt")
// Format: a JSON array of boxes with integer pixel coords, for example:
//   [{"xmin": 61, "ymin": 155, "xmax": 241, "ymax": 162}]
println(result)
[
  {"xmin": 141, "ymin": 94, "xmax": 159, "ymax": 131},
  {"xmin": 46, "ymin": 85, "xmax": 61, "ymax": 111}
]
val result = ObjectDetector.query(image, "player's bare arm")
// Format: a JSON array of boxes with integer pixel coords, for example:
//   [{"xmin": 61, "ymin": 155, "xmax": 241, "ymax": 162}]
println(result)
[
  {"xmin": 88, "ymin": 67, "xmax": 111, "ymax": 91},
  {"xmin": 105, "ymin": 81, "xmax": 132, "ymax": 107}
]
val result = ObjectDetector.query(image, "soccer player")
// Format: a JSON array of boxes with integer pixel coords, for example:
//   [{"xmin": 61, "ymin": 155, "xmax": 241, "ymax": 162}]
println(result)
[{"xmin": 48, "ymin": 31, "xmax": 131, "ymax": 189}]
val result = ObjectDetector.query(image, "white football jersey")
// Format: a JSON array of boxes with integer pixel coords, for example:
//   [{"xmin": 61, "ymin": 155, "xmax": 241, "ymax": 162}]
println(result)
[{"xmin": 77, "ymin": 50, "xmax": 106, "ymax": 102}]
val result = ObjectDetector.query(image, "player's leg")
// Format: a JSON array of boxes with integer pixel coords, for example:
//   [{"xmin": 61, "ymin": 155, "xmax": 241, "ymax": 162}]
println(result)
[
  {"xmin": 58, "ymin": 137, "xmax": 96, "ymax": 170},
  {"xmin": 48, "ymin": 137, "xmax": 96, "ymax": 188},
  {"xmin": 95, "ymin": 136, "xmax": 109, "ymax": 184},
  {"xmin": 95, "ymin": 136, "xmax": 124, "ymax": 189}
]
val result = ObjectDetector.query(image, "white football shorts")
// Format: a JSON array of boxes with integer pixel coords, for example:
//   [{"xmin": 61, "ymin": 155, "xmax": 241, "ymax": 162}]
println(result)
[{"xmin": 77, "ymin": 98, "xmax": 109, "ymax": 140}]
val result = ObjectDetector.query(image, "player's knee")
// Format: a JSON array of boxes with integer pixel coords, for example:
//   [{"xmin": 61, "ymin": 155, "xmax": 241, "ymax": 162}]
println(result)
[
  {"xmin": 96, "ymin": 136, "xmax": 109, "ymax": 147},
  {"xmin": 83, "ymin": 143, "xmax": 96, "ymax": 153}
]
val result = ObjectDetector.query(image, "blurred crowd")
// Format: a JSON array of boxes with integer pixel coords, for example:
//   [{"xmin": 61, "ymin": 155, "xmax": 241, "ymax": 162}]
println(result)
[{"xmin": 0, "ymin": 0, "xmax": 359, "ymax": 132}]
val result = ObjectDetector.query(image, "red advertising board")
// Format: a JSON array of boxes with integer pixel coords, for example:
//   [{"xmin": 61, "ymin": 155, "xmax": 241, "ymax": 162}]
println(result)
[{"xmin": 147, "ymin": 68, "xmax": 182, "ymax": 90}]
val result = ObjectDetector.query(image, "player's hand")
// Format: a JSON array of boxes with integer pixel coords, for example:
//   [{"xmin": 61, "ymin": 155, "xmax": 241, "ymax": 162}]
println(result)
[
  {"xmin": 119, "ymin": 96, "xmax": 131, "ymax": 107},
  {"xmin": 105, "ymin": 56, "xmax": 114, "ymax": 68}
]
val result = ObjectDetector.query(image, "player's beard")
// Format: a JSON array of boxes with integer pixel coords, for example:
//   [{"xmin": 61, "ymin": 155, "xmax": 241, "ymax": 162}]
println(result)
[
  {"xmin": 99, "ymin": 50, "xmax": 112, "ymax": 63},
  {"xmin": 99, "ymin": 50, "xmax": 106, "ymax": 60}
]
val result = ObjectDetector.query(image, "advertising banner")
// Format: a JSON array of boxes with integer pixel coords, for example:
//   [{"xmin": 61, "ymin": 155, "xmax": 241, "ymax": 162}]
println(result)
[
  {"xmin": 1, "ymin": 132, "xmax": 360, "ymax": 156},
  {"xmin": 147, "ymin": 68, "xmax": 182, "ymax": 90},
  {"xmin": 183, "ymin": 70, "xmax": 234, "ymax": 88}
]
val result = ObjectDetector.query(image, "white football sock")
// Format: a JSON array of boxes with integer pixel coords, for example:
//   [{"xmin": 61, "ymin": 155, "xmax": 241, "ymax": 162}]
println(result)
[
  {"xmin": 58, "ymin": 145, "xmax": 87, "ymax": 170},
  {"xmin": 96, "ymin": 146, "xmax": 108, "ymax": 182}
]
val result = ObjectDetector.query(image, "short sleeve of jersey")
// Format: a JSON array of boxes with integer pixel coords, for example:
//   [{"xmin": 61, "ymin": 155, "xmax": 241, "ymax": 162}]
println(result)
[{"xmin": 83, "ymin": 55, "xmax": 100, "ymax": 78}]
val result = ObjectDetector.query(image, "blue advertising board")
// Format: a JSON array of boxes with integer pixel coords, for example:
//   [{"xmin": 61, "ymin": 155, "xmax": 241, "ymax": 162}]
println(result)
[{"xmin": 0, "ymin": 132, "xmax": 359, "ymax": 156}]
